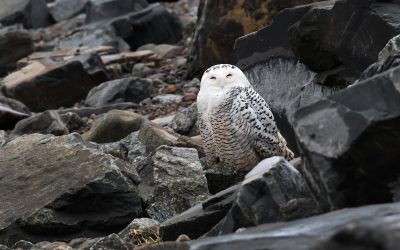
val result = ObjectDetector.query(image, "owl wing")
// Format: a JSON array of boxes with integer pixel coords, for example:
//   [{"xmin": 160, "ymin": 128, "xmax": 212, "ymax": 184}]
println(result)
[{"xmin": 197, "ymin": 112, "xmax": 218, "ymax": 166}]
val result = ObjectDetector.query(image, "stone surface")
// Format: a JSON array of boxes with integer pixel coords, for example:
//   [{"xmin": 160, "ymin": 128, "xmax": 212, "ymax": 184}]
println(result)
[
  {"xmin": 0, "ymin": 29, "xmax": 34, "ymax": 75},
  {"xmin": 204, "ymin": 163, "xmax": 247, "ymax": 194},
  {"xmin": 137, "ymin": 43, "xmax": 180, "ymax": 59},
  {"xmin": 173, "ymin": 202, "xmax": 400, "ymax": 250},
  {"xmin": 186, "ymin": 0, "xmax": 322, "ymax": 77},
  {"xmin": 379, "ymin": 34, "xmax": 400, "ymax": 60},
  {"xmin": 82, "ymin": 110, "xmax": 146, "ymax": 143},
  {"xmin": 57, "ymin": 102, "xmax": 138, "ymax": 118},
  {"xmin": 160, "ymin": 184, "xmax": 238, "ymax": 241},
  {"xmin": 85, "ymin": 77, "xmax": 153, "ymax": 107},
  {"xmin": 90, "ymin": 234, "xmax": 128, "ymax": 250},
  {"xmin": 49, "ymin": 0, "xmax": 89, "ymax": 22},
  {"xmin": 289, "ymin": 0, "xmax": 400, "ymax": 74},
  {"xmin": 0, "ymin": 133, "xmax": 142, "ymax": 246},
  {"xmin": 293, "ymin": 64, "xmax": 400, "ymax": 211},
  {"xmin": 110, "ymin": 3, "xmax": 183, "ymax": 51},
  {"xmin": 208, "ymin": 157, "xmax": 318, "ymax": 236},
  {"xmin": 118, "ymin": 218, "xmax": 160, "ymax": 245},
  {"xmin": 0, "ymin": 0, "xmax": 54, "ymax": 28},
  {"xmin": 60, "ymin": 112, "xmax": 84, "ymax": 132},
  {"xmin": 85, "ymin": 0, "xmax": 149, "ymax": 23},
  {"xmin": 170, "ymin": 103, "xmax": 198, "ymax": 136},
  {"xmin": 152, "ymin": 94, "xmax": 183, "ymax": 105},
  {"xmin": 1, "ymin": 54, "xmax": 109, "ymax": 112},
  {"xmin": 11, "ymin": 110, "xmax": 68, "ymax": 137},
  {"xmin": 355, "ymin": 52, "xmax": 400, "ymax": 84},
  {"xmin": 0, "ymin": 96, "xmax": 31, "ymax": 130},
  {"xmin": 141, "ymin": 146, "xmax": 209, "ymax": 222},
  {"xmin": 0, "ymin": 131, "xmax": 8, "ymax": 147}
]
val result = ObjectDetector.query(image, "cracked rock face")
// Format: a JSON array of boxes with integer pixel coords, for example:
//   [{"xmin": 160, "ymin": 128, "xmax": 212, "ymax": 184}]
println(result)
[{"xmin": 0, "ymin": 133, "xmax": 143, "ymax": 245}]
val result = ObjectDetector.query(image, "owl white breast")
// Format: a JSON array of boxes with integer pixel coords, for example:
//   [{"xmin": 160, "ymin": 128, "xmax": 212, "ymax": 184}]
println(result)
[{"xmin": 197, "ymin": 64, "xmax": 294, "ymax": 169}]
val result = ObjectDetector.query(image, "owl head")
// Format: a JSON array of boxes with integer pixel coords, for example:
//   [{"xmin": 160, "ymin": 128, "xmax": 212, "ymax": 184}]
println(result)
[{"xmin": 200, "ymin": 64, "xmax": 251, "ymax": 90}]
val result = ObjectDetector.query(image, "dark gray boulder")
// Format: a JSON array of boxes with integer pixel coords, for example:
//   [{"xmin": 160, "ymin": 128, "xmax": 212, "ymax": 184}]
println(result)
[
  {"xmin": 110, "ymin": 3, "xmax": 183, "ymax": 51},
  {"xmin": 11, "ymin": 110, "xmax": 68, "ymax": 137},
  {"xmin": 85, "ymin": 77, "xmax": 153, "ymax": 107},
  {"xmin": 89, "ymin": 234, "xmax": 128, "ymax": 250},
  {"xmin": 86, "ymin": 0, "xmax": 149, "ymax": 23},
  {"xmin": 170, "ymin": 103, "xmax": 198, "ymax": 136},
  {"xmin": 1, "ymin": 54, "xmax": 109, "ymax": 112},
  {"xmin": 0, "ymin": 96, "xmax": 30, "ymax": 130},
  {"xmin": 140, "ymin": 146, "xmax": 209, "ymax": 222},
  {"xmin": 0, "ymin": 133, "xmax": 142, "ymax": 246},
  {"xmin": 379, "ymin": 34, "xmax": 400, "ymax": 60},
  {"xmin": 0, "ymin": 0, "xmax": 54, "ymax": 28},
  {"xmin": 0, "ymin": 29, "xmax": 34, "ymax": 75},
  {"xmin": 293, "ymin": 64, "xmax": 400, "ymax": 211},
  {"xmin": 49, "ymin": 0, "xmax": 89, "ymax": 22}
]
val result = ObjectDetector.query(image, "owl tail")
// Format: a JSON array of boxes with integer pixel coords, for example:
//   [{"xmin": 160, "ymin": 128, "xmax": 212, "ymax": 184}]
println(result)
[{"xmin": 278, "ymin": 132, "xmax": 295, "ymax": 161}]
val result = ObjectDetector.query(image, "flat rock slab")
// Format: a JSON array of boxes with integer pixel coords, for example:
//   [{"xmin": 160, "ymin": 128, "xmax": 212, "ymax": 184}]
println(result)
[
  {"xmin": 0, "ymin": 133, "xmax": 142, "ymax": 246},
  {"xmin": 1, "ymin": 54, "xmax": 108, "ymax": 112}
]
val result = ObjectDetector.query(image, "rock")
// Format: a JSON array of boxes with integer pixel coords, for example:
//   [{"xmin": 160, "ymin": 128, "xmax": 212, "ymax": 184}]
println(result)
[
  {"xmin": 85, "ymin": 0, "xmax": 149, "ymax": 23},
  {"xmin": 57, "ymin": 102, "xmax": 138, "ymax": 118},
  {"xmin": 118, "ymin": 218, "xmax": 160, "ymax": 245},
  {"xmin": 101, "ymin": 50, "xmax": 155, "ymax": 65},
  {"xmin": 110, "ymin": 3, "xmax": 183, "ymax": 51},
  {"xmin": 170, "ymin": 103, "xmax": 198, "ymax": 136},
  {"xmin": 293, "ymin": 64, "xmax": 400, "ymax": 211},
  {"xmin": 143, "ymin": 146, "xmax": 209, "ymax": 222},
  {"xmin": 11, "ymin": 240, "xmax": 34, "ymax": 249},
  {"xmin": 355, "ymin": 52, "xmax": 400, "ymax": 84},
  {"xmin": 0, "ymin": 131, "xmax": 8, "ymax": 147},
  {"xmin": 204, "ymin": 163, "xmax": 247, "ymax": 195},
  {"xmin": 0, "ymin": 133, "xmax": 142, "ymax": 245},
  {"xmin": 186, "ymin": 0, "xmax": 322, "ymax": 77},
  {"xmin": 1, "ymin": 54, "xmax": 109, "ymax": 112},
  {"xmin": 151, "ymin": 114, "xmax": 175, "ymax": 127},
  {"xmin": 379, "ymin": 34, "xmax": 400, "ymax": 60},
  {"xmin": 90, "ymin": 234, "xmax": 128, "ymax": 250},
  {"xmin": 60, "ymin": 112, "xmax": 84, "ymax": 132},
  {"xmin": 160, "ymin": 184, "xmax": 238, "ymax": 241},
  {"xmin": 0, "ymin": 96, "xmax": 31, "ymax": 130},
  {"xmin": 10, "ymin": 110, "xmax": 69, "ymax": 137},
  {"xmin": 0, "ymin": 29, "xmax": 34, "ymax": 75},
  {"xmin": 85, "ymin": 77, "xmax": 153, "ymax": 107},
  {"xmin": 119, "ymin": 131, "xmax": 147, "ymax": 164},
  {"xmin": 163, "ymin": 202, "xmax": 400, "ymax": 250},
  {"xmin": 49, "ymin": 0, "xmax": 89, "ymax": 22},
  {"xmin": 132, "ymin": 63, "xmax": 157, "ymax": 78},
  {"xmin": 152, "ymin": 94, "xmax": 183, "ymax": 105},
  {"xmin": 207, "ymin": 157, "xmax": 318, "ymax": 236},
  {"xmin": 68, "ymin": 238, "xmax": 99, "ymax": 250},
  {"xmin": 0, "ymin": 0, "xmax": 54, "ymax": 28},
  {"xmin": 137, "ymin": 44, "xmax": 180, "ymax": 59},
  {"xmin": 138, "ymin": 121, "xmax": 203, "ymax": 155},
  {"xmin": 83, "ymin": 110, "xmax": 145, "ymax": 143},
  {"xmin": 289, "ymin": 0, "xmax": 400, "ymax": 74}
]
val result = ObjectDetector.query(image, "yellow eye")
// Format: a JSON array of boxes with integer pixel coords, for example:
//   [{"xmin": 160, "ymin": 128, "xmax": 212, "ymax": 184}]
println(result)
[{"xmin": 226, "ymin": 74, "xmax": 232, "ymax": 78}]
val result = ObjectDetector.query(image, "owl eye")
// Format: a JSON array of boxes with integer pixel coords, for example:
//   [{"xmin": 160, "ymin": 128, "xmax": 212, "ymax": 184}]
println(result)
[
  {"xmin": 226, "ymin": 73, "xmax": 232, "ymax": 78},
  {"xmin": 210, "ymin": 76, "xmax": 216, "ymax": 80}
]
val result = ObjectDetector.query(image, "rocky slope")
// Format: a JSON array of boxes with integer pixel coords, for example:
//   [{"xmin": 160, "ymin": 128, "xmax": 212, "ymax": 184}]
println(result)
[{"xmin": 1, "ymin": 0, "xmax": 400, "ymax": 249}]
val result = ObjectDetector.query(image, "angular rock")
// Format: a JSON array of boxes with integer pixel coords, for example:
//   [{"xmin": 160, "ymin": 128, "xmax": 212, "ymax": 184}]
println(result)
[
  {"xmin": 118, "ymin": 218, "xmax": 160, "ymax": 245},
  {"xmin": 60, "ymin": 112, "xmax": 84, "ymax": 132},
  {"xmin": 137, "ymin": 43, "xmax": 179, "ymax": 59},
  {"xmin": 83, "ymin": 110, "xmax": 146, "ymax": 143},
  {"xmin": 170, "ymin": 103, "xmax": 198, "ymax": 136},
  {"xmin": 132, "ymin": 63, "xmax": 157, "ymax": 78},
  {"xmin": 49, "ymin": 0, "xmax": 89, "ymax": 22},
  {"xmin": 85, "ymin": 77, "xmax": 153, "ymax": 107},
  {"xmin": 0, "ymin": 0, "xmax": 54, "ymax": 28},
  {"xmin": 0, "ymin": 96, "xmax": 31, "ymax": 130},
  {"xmin": 0, "ymin": 29, "xmax": 34, "ymax": 75},
  {"xmin": 86, "ymin": 0, "xmax": 149, "ymax": 23},
  {"xmin": 165, "ymin": 202, "xmax": 400, "ymax": 250},
  {"xmin": 1, "ymin": 54, "xmax": 109, "ymax": 112},
  {"xmin": 289, "ymin": 0, "xmax": 400, "ymax": 73},
  {"xmin": 0, "ymin": 133, "xmax": 142, "ymax": 246},
  {"xmin": 152, "ymin": 94, "xmax": 183, "ymax": 105},
  {"xmin": 138, "ymin": 121, "xmax": 203, "ymax": 155},
  {"xmin": 160, "ymin": 185, "xmax": 238, "ymax": 241},
  {"xmin": 208, "ymin": 157, "xmax": 318, "ymax": 236},
  {"xmin": 119, "ymin": 131, "xmax": 147, "ymax": 164},
  {"xmin": 293, "ymin": 64, "xmax": 400, "ymax": 211},
  {"xmin": 90, "ymin": 234, "xmax": 127, "ymax": 250},
  {"xmin": 204, "ymin": 163, "xmax": 247, "ymax": 194},
  {"xmin": 57, "ymin": 102, "xmax": 138, "ymax": 118},
  {"xmin": 379, "ymin": 34, "xmax": 400, "ymax": 60},
  {"xmin": 11, "ymin": 110, "xmax": 68, "ymax": 137},
  {"xmin": 110, "ymin": 3, "xmax": 183, "ymax": 51},
  {"xmin": 356, "ymin": 52, "xmax": 400, "ymax": 84},
  {"xmin": 0, "ymin": 131, "xmax": 8, "ymax": 147},
  {"xmin": 143, "ymin": 146, "xmax": 209, "ymax": 222},
  {"xmin": 187, "ymin": 0, "xmax": 322, "ymax": 76}
]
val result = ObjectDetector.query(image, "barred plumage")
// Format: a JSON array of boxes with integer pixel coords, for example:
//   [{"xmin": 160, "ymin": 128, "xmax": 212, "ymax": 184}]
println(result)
[{"xmin": 197, "ymin": 64, "xmax": 294, "ymax": 170}]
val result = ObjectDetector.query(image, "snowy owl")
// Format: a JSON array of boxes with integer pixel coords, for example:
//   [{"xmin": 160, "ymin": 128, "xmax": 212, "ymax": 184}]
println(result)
[{"xmin": 197, "ymin": 64, "xmax": 294, "ymax": 169}]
